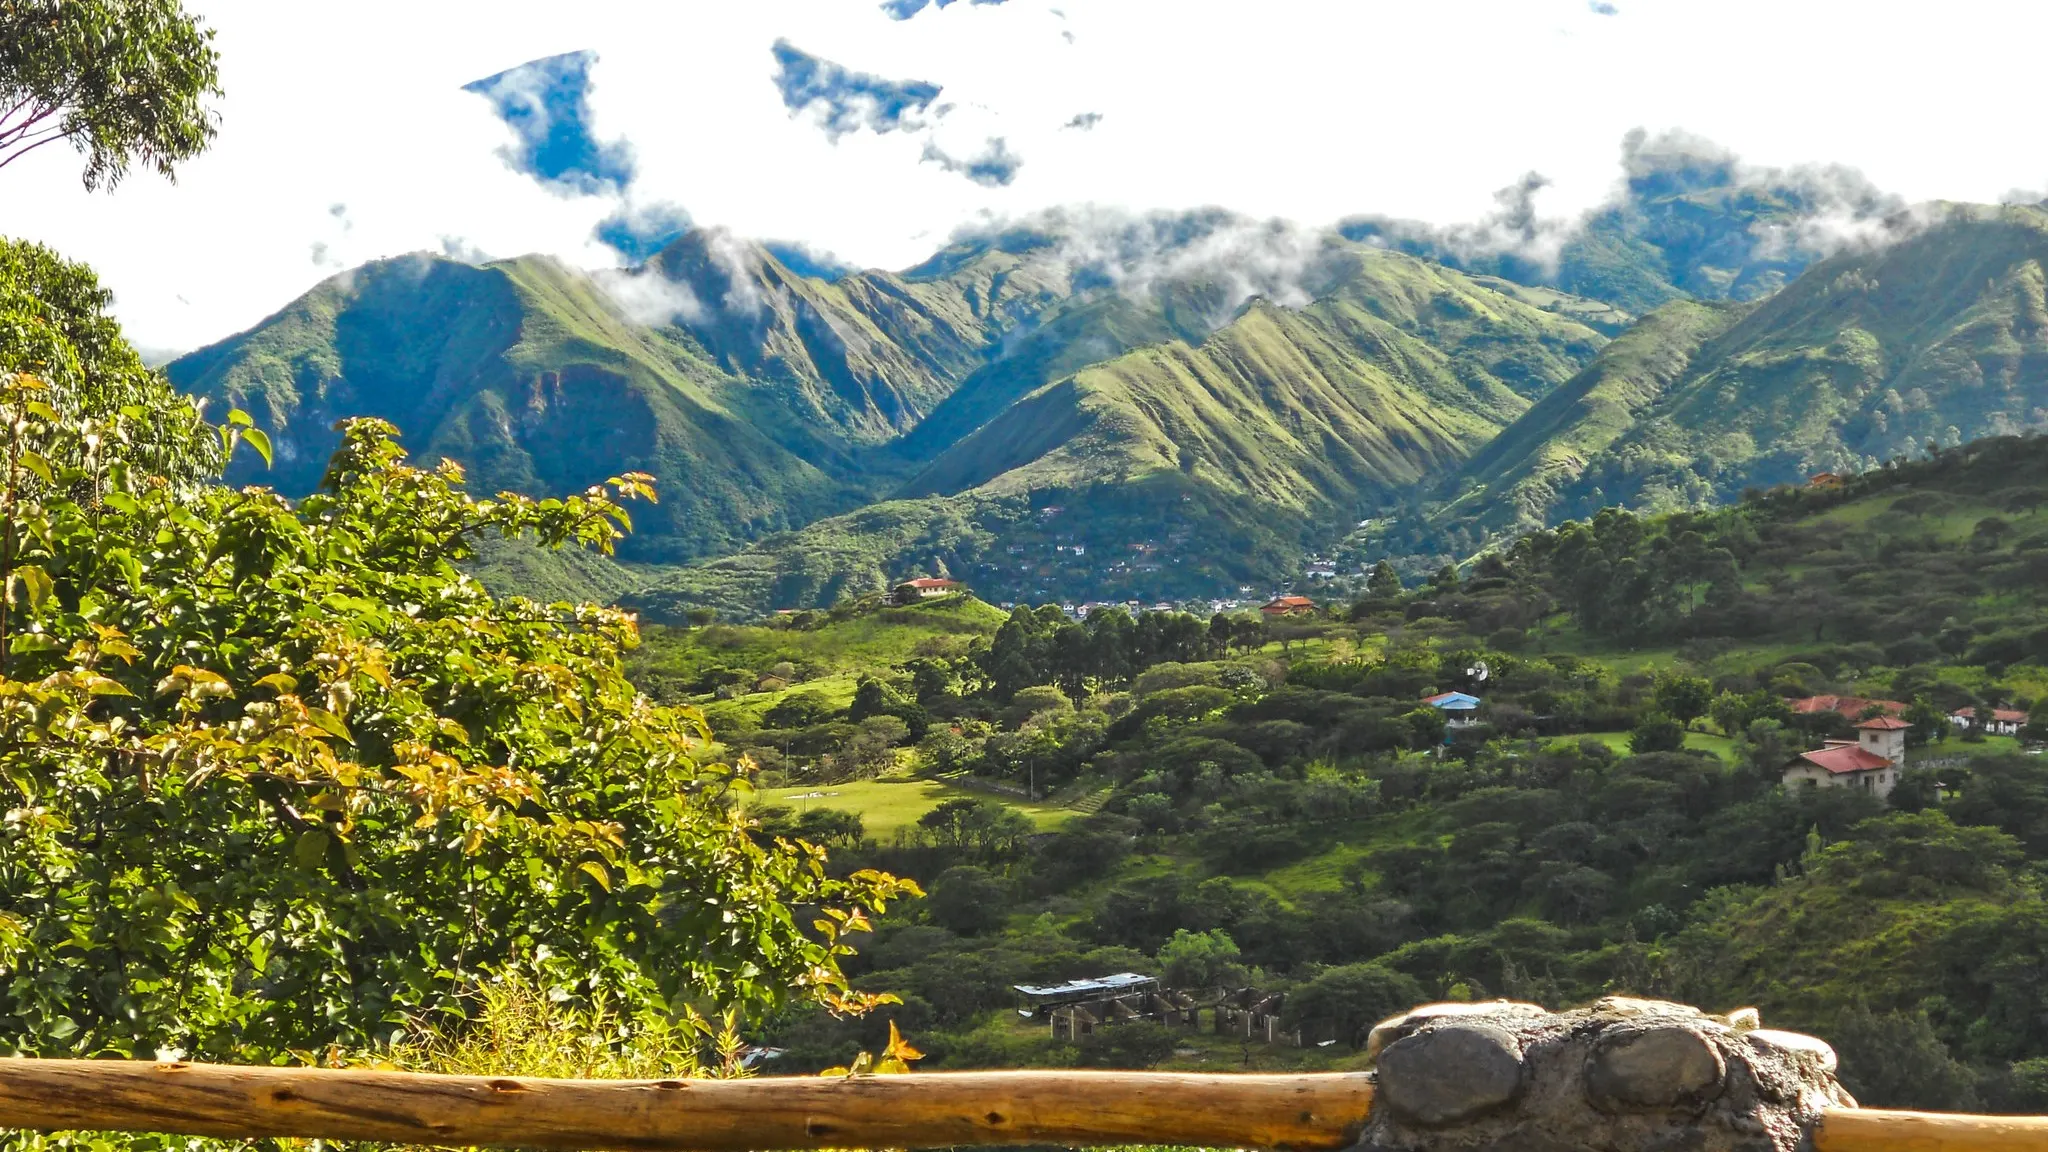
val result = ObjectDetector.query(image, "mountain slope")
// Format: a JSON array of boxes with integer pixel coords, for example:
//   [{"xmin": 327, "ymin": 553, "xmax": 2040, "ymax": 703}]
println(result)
[
  {"xmin": 1569, "ymin": 203, "xmax": 2048, "ymax": 506},
  {"xmin": 1408, "ymin": 203, "xmax": 2048, "ymax": 554},
  {"xmin": 1439, "ymin": 299, "xmax": 1746, "ymax": 536},
  {"xmin": 906, "ymin": 247, "xmax": 1606, "ymax": 509},
  {"xmin": 168, "ymin": 252, "xmax": 867, "ymax": 563},
  {"xmin": 631, "ymin": 248, "xmax": 1614, "ymax": 616},
  {"xmin": 636, "ymin": 229, "xmax": 1075, "ymax": 439}
]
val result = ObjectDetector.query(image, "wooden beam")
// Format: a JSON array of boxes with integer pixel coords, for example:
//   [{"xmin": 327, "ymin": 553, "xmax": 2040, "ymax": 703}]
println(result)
[
  {"xmin": 0, "ymin": 1060, "xmax": 1376, "ymax": 1151},
  {"xmin": 1816, "ymin": 1108, "xmax": 2048, "ymax": 1152},
  {"xmin": 4, "ymin": 1060, "xmax": 2048, "ymax": 1152}
]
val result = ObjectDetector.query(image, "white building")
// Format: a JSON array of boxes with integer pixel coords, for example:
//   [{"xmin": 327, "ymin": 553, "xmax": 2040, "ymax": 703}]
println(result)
[{"xmin": 1782, "ymin": 716, "xmax": 1910, "ymax": 799}]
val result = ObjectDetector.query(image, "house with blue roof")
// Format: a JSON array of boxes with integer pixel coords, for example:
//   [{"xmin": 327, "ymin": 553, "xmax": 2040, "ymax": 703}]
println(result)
[{"xmin": 1423, "ymin": 690, "xmax": 1482, "ymax": 729}]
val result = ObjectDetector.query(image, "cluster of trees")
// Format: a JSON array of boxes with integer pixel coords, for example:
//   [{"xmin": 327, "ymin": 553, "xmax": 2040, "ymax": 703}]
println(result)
[
  {"xmin": 1461, "ymin": 435, "xmax": 2048, "ymax": 665},
  {"xmin": 732, "ymin": 450, "xmax": 2048, "ymax": 1103},
  {"xmin": 2, "ymin": 2, "xmax": 913, "ymax": 1070}
]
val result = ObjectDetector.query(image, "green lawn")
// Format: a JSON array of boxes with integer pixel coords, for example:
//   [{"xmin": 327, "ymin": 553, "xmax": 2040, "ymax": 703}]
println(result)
[
  {"xmin": 1580, "ymin": 730, "xmax": 1736, "ymax": 761},
  {"xmin": 755, "ymin": 778, "xmax": 1077, "ymax": 837},
  {"xmin": 1911, "ymin": 734, "xmax": 2023, "ymax": 761},
  {"xmin": 641, "ymin": 596, "xmax": 1006, "ymax": 683}
]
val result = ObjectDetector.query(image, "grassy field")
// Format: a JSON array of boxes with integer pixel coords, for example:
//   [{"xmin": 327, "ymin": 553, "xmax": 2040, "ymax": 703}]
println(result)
[
  {"xmin": 1580, "ymin": 730, "xmax": 1737, "ymax": 761},
  {"xmin": 755, "ymin": 777, "xmax": 1078, "ymax": 836},
  {"xmin": 1911, "ymin": 734, "xmax": 2027, "ymax": 761},
  {"xmin": 636, "ymin": 596, "xmax": 1007, "ymax": 684}
]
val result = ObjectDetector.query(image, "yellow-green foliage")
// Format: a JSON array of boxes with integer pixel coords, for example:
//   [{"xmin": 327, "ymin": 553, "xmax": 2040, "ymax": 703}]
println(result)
[{"xmin": 382, "ymin": 970, "xmax": 752, "ymax": 1082}]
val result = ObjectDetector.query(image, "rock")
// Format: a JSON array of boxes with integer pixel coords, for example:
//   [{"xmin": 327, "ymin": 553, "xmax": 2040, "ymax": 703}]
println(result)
[
  {"xmin": 1350, "ymin": 997, "xmax": 1848, "ymax": 1151},
  {"xmin": 1595, "ymin": 995, "xmax": 1709, "ymax": 1020},
  {"xmin": 1374, "ymin": 1022, "xmax": 1525, "ymax": 1126},
  {"xmin": 1744, "ymin": 1029, "xmax": 1838, "ymax": 1073},
  {"xmin": 1726, "ymin": 1007, "xmax": 1762, "ymax": 1033},
  {"xmin": 1364, "ymin": 1000, "xmax": 1546, "ymax": 1063},
  {"xmin": 1587, "ymin": 1023, "xmax": 1727, "ymax": 1110}
]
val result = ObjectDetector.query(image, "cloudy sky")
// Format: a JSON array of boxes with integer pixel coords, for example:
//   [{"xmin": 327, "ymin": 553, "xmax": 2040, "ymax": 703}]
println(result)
[{"xmin": 9, "ymin": 0, "xmax": 2048, "ymax": 353}]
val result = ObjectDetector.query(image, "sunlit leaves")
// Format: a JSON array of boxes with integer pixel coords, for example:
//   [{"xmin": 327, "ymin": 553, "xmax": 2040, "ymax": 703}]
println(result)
[{"xmin": 0, "ymin": 406, "xmax": 916, "ymax": 1061}]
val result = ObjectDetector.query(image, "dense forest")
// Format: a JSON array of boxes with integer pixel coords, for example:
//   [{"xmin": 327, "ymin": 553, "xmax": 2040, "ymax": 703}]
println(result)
[{"xmin": 621, "ymin": 435, "xmax": 2048, "ymax": 1112}]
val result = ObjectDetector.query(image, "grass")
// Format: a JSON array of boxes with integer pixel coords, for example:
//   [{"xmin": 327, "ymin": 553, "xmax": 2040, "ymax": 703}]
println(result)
[
  {"xmin": 755, "ymin": 778, "xmax": 1078, "ymax": 836},
  {"xmin": 1580, "ymin": 730, "xmax": 1737, "ymax": 761},
  {"xmin": 1911, "ymin": 734, "xmax": 2025, "ymax": 761},
  {"xmin": 637, "ymin": 596, "xmax": 1007, "ymax": 684}
]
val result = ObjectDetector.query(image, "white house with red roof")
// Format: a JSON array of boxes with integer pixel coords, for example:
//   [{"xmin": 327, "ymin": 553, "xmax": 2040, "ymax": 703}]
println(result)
[
  {"xmin": 890, "ymin": 577, "xmax": 964, "ymax": 605},
  {"xmin": 1948, "ymin": 706, "xmax": 2029, "ymax": 736},
  {"xmin": 1781, "ymin": 716, "xmax": 1911, "ymax": 798}
]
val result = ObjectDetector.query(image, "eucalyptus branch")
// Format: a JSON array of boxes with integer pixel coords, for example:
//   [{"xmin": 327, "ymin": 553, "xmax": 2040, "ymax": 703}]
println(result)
[
  {"xmin": 0, "ymin": 126, "xmax": 69, "ymax": 171},
  {"xmin": 0, "ymin": 402, "xmax": 21, "ymax": 679}
]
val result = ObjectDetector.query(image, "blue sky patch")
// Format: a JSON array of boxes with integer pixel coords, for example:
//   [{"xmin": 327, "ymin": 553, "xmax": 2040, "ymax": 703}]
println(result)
[
  {"xmin": 771, "ymin": 40, "xmax": 942, "ymax": 140},
  {"xmin": 880, "ymin": 0, "xmax": 1009, "ymax": 20},
  {"xmin": 463, "ymin": 50, "xmax": 635, "ymax": 195},
  {"xmin": 595, "ymin": 201, "xmax": 693, "ymax": 263},
  {"xmin": 921, "ymin": 136, "xmax": 1023, "ymax": 187}
]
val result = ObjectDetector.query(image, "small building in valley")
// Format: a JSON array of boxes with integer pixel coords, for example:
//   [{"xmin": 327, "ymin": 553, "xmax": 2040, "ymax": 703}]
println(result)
[
  {"xmin": 1950, "ymin": 706, "xmax": 2029, "ymax": 735},
  {"xmin": 1014, "ymin": 973, "xmax": 1161, "ymax": 1042},
  {"xmin": 1261, "ymin": 594, "xmax": 1316, "ymax": 617},
  {"xmin": 1423, "ymin": 691, "xmax": 1483, "ymax": 728},
  {"xmin": 1783, "ymin": 716, "xmax": 1910, "ymax": 798},
  {"xmin": 891, "ymin": 577, "xmax": 964, "ymax": 605}
]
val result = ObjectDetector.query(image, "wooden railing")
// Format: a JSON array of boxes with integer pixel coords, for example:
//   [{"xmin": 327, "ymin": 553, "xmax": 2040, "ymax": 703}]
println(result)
[{"xmin": 2, "ymin": 1061, "xmax": 2048, "ymax": 1151}]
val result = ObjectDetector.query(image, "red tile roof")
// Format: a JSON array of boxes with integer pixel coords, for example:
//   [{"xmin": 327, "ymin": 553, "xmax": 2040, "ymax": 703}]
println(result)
[
  {"xmin": 1951, "ymin": 707, "xmax": 2030, "ymax": 723},
  {"xmin": 1855, "ymin": 716, "xmax": 1911, "ymax": 730},
  {"xmin": 1787, "ymin": 695, "xmax": 1907, "ymax": 719},
  {"xmin": 1798, "ymin": 745, "xmax": 1893, "ymax": 774}
]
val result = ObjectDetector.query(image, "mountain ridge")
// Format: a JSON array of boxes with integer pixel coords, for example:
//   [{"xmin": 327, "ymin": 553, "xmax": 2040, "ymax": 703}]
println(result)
[{"xmin": 168, "ymin": 184, "xmax": 2048, "ymax": 615}]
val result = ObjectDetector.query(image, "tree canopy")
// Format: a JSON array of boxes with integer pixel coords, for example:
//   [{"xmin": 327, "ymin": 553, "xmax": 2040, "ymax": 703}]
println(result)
[
  {"xmin": 0, "ymin": 383, "xmax": 916, "ymax": 1057},
  {"xmin": 0, "ymin": 0, "xmax": 223, "ymax": 188}
]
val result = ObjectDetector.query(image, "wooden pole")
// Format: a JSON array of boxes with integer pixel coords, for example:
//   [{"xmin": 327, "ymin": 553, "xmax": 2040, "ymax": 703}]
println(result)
[
  {"xmin": 0, "ymin": 1060, "xmax": 1375, "ymax": 1151},
  {"xmin": 2, "ymin": 1060, "xmax": 2048, "ymax": 1151},
  {"xmin": 1815, "ymin": 1107, "xmax": 2048, "ymax": 1152}
]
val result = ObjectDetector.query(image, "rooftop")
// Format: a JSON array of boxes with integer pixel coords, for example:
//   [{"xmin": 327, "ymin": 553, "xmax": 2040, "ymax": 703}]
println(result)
[
  {"xmin": 1952, "ymin": 707, "xmax": 2030, "ymax": 723},
  {"xmin": 1855, "ymin": 716, "xmax": 1912, "ymax": 731},
  {"xmin": 1013, "ymin": 972, "xmax": 1157, "ymax": 1001},
  {"xmin": 1424, "ymin": 691, "xmax": 1482, "ymax": 710},
  {"xmin": 1799, "ymin": 745, "xmax": 1893, "ymax": 775},
  {"xmin": 1787, "ymin": 695, "xmax": 1907, "ymax": 718}
]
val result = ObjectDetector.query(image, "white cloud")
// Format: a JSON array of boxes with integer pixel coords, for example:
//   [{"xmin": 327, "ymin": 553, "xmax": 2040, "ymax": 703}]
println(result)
[{"xmin": 7, "ymin": 0, "xmax": 2048, "ymax": 352}]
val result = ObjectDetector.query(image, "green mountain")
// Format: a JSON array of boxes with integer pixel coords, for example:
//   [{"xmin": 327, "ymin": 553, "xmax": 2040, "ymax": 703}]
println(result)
[
  {"xmin": 166, "ymin": 251, "xmax": 868, "ymax": 563},
  {"xmin": 1435, "ymin": 299, "xmax": 1746, "ymax": 539},
  {"xmin": 630, "ymin": 246, "xmax": 1611, "ymax": 616},
  {"xmin": 1422, "ymin": 203, "xmax": 2048, "ymax": 552},
  {"xmin": 169, "ymin": 179, "xmax": 2048, "ymax": 617},
  {"xmin": 166, "ymin": 222, "xmax": 1221, "ymax": 571}
]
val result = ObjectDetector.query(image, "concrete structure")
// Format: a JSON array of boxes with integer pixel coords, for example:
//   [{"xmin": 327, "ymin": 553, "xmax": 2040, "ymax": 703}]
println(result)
[
  {"xmin": 1014, "ymin": 973, "xmax": 1159, "ymax": 1041},
  {"xmin": 1783, "ymin": 716, "xmax": 1910, "ymax": 798}
]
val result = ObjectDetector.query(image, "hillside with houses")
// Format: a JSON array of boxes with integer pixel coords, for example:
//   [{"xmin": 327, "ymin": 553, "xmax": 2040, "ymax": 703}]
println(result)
[{"xmin": 600, "ymin": 434, "xmax": 2048, "ymax": 1107}]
